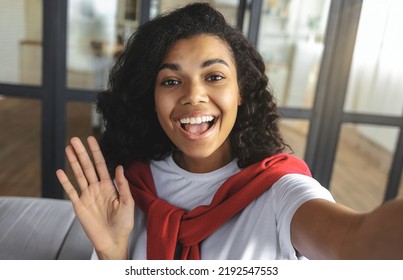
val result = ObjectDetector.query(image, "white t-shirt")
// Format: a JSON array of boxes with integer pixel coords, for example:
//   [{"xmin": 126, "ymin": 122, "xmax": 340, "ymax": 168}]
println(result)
[{"xmin": 93, "ymin": 154, "xmax": 335, "ymax": 260}]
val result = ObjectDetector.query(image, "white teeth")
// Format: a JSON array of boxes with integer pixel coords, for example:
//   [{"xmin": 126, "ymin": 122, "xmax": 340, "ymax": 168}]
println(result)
[{"xmin": 180, "ymin": 116, "xmax": 214, "ymax": 124}]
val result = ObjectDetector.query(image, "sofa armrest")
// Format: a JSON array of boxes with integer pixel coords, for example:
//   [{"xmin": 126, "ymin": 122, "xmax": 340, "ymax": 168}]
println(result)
[{"xmin": 0, "ymin": 196, "xmax": 93, "ymax": 260}]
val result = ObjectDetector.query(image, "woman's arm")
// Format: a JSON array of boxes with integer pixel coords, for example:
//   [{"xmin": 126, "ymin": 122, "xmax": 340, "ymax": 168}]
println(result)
[
  {"xmin": 291, "ymin": 198, "xmax": 403, "ymax": 259},
  {"xmin": 56, "ymin": 136, "xmax": 135, "ymax": 259}
]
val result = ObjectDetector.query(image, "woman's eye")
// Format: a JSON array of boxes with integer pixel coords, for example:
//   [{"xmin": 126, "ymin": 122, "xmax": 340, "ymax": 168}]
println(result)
[
  {"xmin": 206, "ymin": 74, "xmax": 224, "ymax": 82},
  {"xmin": 161, "ymin": 79, "xmax": 180, "ymax": 87}
]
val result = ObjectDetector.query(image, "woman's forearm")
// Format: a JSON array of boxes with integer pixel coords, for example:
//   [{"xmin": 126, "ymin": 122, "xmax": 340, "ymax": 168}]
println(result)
[{"xmin": 342, "ymin": 198, "xmax": 403, "ymax": 259}]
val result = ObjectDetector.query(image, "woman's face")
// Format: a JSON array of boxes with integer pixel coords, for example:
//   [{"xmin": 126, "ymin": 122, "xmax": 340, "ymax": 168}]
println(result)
[{"xmin": 154, "ymin": 34, "xmax": 241, "ymax": 172}]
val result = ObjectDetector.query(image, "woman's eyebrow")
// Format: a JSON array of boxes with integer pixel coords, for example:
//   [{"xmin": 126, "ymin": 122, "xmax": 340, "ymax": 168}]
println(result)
[
  {"xmin": 158, "ymin": 58, "xmax": 229, "ymax": 72},
  {"xmin": 201, "ymin": 58, "xmax": 229, "ymax": 68},
  {"xmin": 158, "ymin": 63, "xmax": 181, "ymax": 72}
]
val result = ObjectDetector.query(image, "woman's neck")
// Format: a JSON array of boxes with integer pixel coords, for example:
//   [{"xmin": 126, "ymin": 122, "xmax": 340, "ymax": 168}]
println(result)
[{"xmin": 173, "ymin": 150, "xmax": 234, "ymax": 173}]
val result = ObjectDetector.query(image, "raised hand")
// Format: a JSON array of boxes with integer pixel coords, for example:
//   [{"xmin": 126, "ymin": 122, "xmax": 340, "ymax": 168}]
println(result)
[{"xmin": 56, "ymin": 136, "xmax": 135, "ymax": 259}]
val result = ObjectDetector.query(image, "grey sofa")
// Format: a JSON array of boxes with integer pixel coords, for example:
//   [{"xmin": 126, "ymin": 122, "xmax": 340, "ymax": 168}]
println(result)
[{"xmin": 0, "ymin": 196, "xmax": 93, "ymax": 260}]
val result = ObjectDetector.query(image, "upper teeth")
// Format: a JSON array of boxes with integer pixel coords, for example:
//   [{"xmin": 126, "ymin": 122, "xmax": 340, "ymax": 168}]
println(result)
[{"xmin": 180, "ymin": 116, "xmax": 214, "ymax": 125}]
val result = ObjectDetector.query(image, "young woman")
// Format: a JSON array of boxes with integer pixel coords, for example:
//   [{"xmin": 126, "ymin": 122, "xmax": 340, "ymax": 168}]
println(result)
[{"xmin": 56, "ymin": 3, "xmax": 403, "ymax": 260}]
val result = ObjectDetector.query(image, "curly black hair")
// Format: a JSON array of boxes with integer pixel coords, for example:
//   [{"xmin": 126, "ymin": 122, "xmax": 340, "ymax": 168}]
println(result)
[{"xmin": 97, "ymin": 2, "xmax": 289, "ymax": 174}]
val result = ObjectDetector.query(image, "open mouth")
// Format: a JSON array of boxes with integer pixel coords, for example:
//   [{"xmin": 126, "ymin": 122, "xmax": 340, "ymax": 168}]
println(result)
[{"xmin": 179, "ymin": 116, "xmax": 216, "ymax": 135}]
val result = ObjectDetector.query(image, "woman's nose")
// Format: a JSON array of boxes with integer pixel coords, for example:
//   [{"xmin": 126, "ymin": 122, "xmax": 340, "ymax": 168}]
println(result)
[{"xmin": 180, "ymin": 81, "xmax": 209, "ymax": 105}]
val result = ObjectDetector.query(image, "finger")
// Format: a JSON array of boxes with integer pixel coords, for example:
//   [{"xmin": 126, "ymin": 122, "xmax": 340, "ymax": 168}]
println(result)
[
  {"xmin": 115, "ymin": 165, "xmax": 134, "ymax": 205},
  {"xmin": 70, "ymin": 137, "xmax": 99, "ymax": 185},
  {"xmin": 56, "ymin": 169, "xmax": 80, "ymax": 204},
  {"xmin": 65, "ymin": 145, "xmax": 89, "ymax": 192},
  {"xmin": 87, "ymin": 136, "xmax": 110, "ymax": 181}
]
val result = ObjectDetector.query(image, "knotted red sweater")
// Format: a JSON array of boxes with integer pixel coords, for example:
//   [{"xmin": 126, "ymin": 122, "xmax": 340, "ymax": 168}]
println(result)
[{"xmin": 125, "ymin": 153, "xmax": 311, "ymax": 260}]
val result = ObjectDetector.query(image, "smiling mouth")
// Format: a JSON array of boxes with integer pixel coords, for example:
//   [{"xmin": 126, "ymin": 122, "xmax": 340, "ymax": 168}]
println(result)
[{"xmin": 179, "ymin": 116, "xmax": 216, "ymax": 135}]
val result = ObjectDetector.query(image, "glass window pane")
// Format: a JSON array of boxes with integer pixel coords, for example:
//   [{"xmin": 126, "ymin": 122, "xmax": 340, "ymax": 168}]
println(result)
[
  {"xmin": 67, "ymin": 0, "xmax": 130, "ymax": 90},
  {"xmin": 279, "ymin": 119, "xmax": 309, "ymax": 158},
  {"xmin": 67, "ymin": 101, "xmax": 96, "ymax": 140},
  {"xmin": 155, "ymin": 0, "xmax": 207, "ymax": 14},
  {"xmin": 151, "ymin": 0, "xmax": 239, "ymax": 26},
  {"xmin": 330, "ymin": 123, "xmax": 399, "ymax": 212},
  {"xmin": 344, "ymin": 0, "xmax": 403, "ymax": 116},
  {"xmin": 0, "ymin": 96, "xmax": 41, "ymax": 196},
  {"xmin": 398, "ymin": 175, "xmax": 403, "ymax": 199},
  {"xmin": 0, "ymin": 0, "xmax": 43, "ymax": 85},
  {"xmin": 258, "ymin": 0, "xmax": 331, "ymax": 108},
  {"xmin": 65, "ymin": 101, "xmax": 96, "ymax": 192}
]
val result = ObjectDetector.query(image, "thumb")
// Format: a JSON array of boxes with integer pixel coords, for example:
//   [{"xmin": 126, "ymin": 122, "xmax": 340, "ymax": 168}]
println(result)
[{"xmin": 115, "ymin": 165, "xmax": 134, "ymax": 204}]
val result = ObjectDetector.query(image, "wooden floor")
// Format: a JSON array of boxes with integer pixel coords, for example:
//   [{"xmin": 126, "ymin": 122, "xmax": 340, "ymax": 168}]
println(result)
[{"xmin": 0, "ymin": 97, "xmax": 402, "ymax": 212}]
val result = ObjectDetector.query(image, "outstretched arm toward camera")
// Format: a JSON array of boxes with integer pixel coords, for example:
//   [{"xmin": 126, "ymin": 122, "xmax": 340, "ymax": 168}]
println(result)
[
  {"xmin": 56, "ymin": 136, "xmax": 135, "ymax": 260},
  {"xmin": 291, "ymin": 198, "xmax": 403, "ymax": 259}
]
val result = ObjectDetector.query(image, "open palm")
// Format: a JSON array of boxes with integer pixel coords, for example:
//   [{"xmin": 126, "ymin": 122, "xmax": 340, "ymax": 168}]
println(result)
[{"xmin": 56, "ymin": 136, "xmax": 134, "ymax": 259}]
